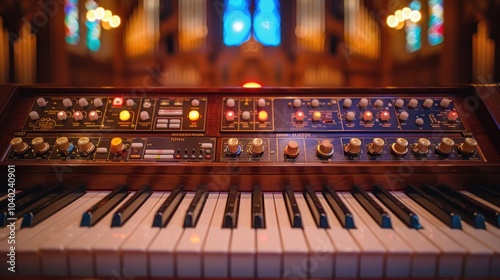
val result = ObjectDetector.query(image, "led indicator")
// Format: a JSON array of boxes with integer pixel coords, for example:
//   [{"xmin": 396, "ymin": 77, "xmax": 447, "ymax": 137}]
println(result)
[
  {"xmin": 226, "ymin": 111, "xmax": 235, "ymax": 121},
  {"xmin": 113, "ymin": 97, "xmax": 123, "ymax": 106},
  {"xmin": 119, "ymin": 110, "xmax": 131, "ymax": 121},
  {"xmin": 189, "ymin": 110, "xmax": 200, "ymax": 122},
  {"xmin": 258, "ymin": 110, "xmax": 268, "ymax": 122}
]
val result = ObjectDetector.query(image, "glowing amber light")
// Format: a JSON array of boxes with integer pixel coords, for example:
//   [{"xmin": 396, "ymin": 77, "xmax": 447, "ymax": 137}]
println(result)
[
  {"xmin": 119, "ymin": 110, "xmax": 131, "ymax": 121},
  {"xmin": 258, "ymin": 110, "xmax": 268, "ymax": 122},
  {"xmin": 111, "ymin": 137, "xmax": 123, "ymax": 147},
  {"xmin": 109, "ymin": 15, "xmax": 121, "ymax": 28},
  {"xmin": 189, "ymin": 110, "xmax": 200, "ymax": 121},
  {"xmin": 242, "ymin": 82, "xmax": 262, "ymax": 88},
  {"xmin": 312, "ymin": 111, "xmax": 322, "ymax": 121}
]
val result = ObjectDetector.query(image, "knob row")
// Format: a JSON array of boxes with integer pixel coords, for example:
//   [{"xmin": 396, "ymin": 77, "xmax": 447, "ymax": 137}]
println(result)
[
  {"xmin": 10, "ymin": 137, "xmax": 127, "ymax": 156},
  {"xmin": 342, "ymin": 98, "xmax": 451, "ymax": 109}
]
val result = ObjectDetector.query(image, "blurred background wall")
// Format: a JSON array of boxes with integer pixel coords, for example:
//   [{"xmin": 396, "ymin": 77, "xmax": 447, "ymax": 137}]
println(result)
[{"xmin": 0, "ymin": 0, "xmax": 498, "ymax": 87}]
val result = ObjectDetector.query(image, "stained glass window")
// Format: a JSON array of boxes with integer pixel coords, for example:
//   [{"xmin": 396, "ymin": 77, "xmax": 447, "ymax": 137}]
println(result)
[
  {"xmin": 64, "ymin": 0, "xmax": 80, "ymax": 45},
  {"xmin": 405, "ymin": 0, "xmax": 421, "ymax": 53},
  {"xmin": 223, "ymin": 0, "xmax": 252, "ymax": 46},
  {"xmin": 428, "ymin": 0, "xmax": 444, "ymax": 46},
  {"xmin": 253, "ymin": 0, "xmax": 280, "ymax": 46}
]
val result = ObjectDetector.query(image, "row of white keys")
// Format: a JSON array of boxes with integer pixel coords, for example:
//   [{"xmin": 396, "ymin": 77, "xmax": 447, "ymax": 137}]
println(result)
[
  {"xmin": 203, "ymin": 193, "xmax": 231, "ymax": 278},
  {"xmin": 367, "ymin": 192, "xmax": 440, "ymax": 278},
  {"xmin": 148, "ymin": 193, "xmax": 194, "ymax": 278},
  {"xmin": 15, "ymin": 192, "xmax": 99, "ymax": 276},
  {"xmin": 120, "ymin": 192, "xmax": 171, "ymax": 278},
  {"xmin": 175, "ymin": 192, "xmax": 219, "ymax": 278},
  {"xmin": 273, "ymin": 192, "xmax": 309, "ymax": 279},
  {"xmin": 66, "ymin": 192, "xmax": 134, "ymax": 277},
  {"xmin": 229, "ymin": 193, "xmax": 256, "ymax": 277},
  {"xmin": 256, "ymin": 193, "xmax": 283, "ymax": 278},
  {"xmin": 40, "ymin": 191, "xmax": 131, "ymax": 277},
  {"xmin": 294, "ymin": 192, "xmax": 335, "ymax": 278},
  {"xmin": 391, "ymin": 191, "xmax": 466, "ymax": 277},
  {"xmin": 394, "ymin": 191, "xmax": 493, "ymax": 277},
  {"xmin": 342, "ymin": 192, "xmax": 413, "ymax": 278},
  {"xmin": 92, "ymin": 192, "xmax": 164, "ymax": 277},
  {"xmin": 333, "ymin": 193, "xmax": 384, "ymax": 278},
  {"xmin": 316, "ymin": 194, "xmax": 360, "ymax": 278}
]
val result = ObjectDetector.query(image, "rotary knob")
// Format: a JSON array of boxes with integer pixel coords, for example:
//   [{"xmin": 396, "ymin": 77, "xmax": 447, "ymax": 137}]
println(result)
[
  {"xmin": 367, "ymin": 138, "xmax": 385, "ymax": 156},
  {"xmin": 257, "ymin": 98, "xmax": 266, "ymax": 108},
  {"xmin": 10, "ymin": 138, "xmax": 29, "ymax": 154},
  {"xmin": 110, "ymin": 137, "xmax": 125, "ymax": 154},
  {"xmin": 343, "ymin": 98, "xmax": 352, "ymax": 108},
  {"xmin": 293, "ymin": 99, "xmax": 302, "ymax": 108},
  {"xmin": 88, "ymin": 111, "xmax": 99, "ymax": 121},
  {"xmin": 358, "ymin": 98, "xmax": 369, "ymax": 108},
  {"xmin": 391, "ymin": 138, "xmax": 409, "ymax": 156},
  {"xmin": 227, "ymin": 138, "xmax": 241, "ymax": 155},
  {"xmin": 311, "ymin": 99, "xmax": 320, "ymax": 108},
  {"xmin": 399, "ymin": 111, "xmax": 409, "ymax": 121},
  {"xmin": 250, "ymin": 138, "xmax": 264, "ymax": 155},
  {"xmin": 31, "ymin": 137, "xmax": 50, "ymax": 154},
  {"xmin": 37, "ymin": 97, "xmax": 48, "ymax": 108},
  {"xmin": 94, "ymin": 98, "xmax": 103, "ymax": 107},
  {"xmin": 78, "ymin": 137, "xmax": 95, "ymax": 156},
  {"xmin": 57, "ymin": 111, "xmax": 68, "ymax": 121},
  {"xmin": 412, "ymin": 138, "xmax": 431, "ymax": 155},
  {"xmin": 408, "ymin": 98, "xmax": 418, "ymax": 108},
  {"xmin": 346, "ymin": 111, "xmax": 355, "ymax": 121},
  {"xmin": 394, "ymin": 99, "xmax": 405, "ymax": 108},
  {"xmin": 436, "ymin": 137, "xmax": 455, "ymax": 155},
  {"xmin": 423, "ymin": 98, "xmax": 434, "ymax": 109},
  {"xmin": 458, "ymin": 138, "xmax": 477, "ymax": 155},
  {"xmin": 63, "ymin": 98, "xmax": 73, "ymax": 108},
  {"xmin": 55, "ymin": 137, "xmax": 73, "ymax": 154},
  {"xmin": 29, "ymin": 111, "xmax": 40, "ymax": 120},
  {"xmin": 316, "ymin": 139, "xmax": 334, "ymax": 158},
  {"xmin": 79, "ymin": 98, "xmax": 89, "ymax": 107},
  {"xmin": 374, "ymin": 99, "xmax": 384, "ymax": 107},
  {"xmin": 284, "ymin": 140, "xmax": 300, "ymax": 159},
  {"xmin": 344, "ymin": 138, "xmax": 362, "ymax": 156},
  {"xmin": 440, "ymin": 98, "xmax": 451, "ymax": 108},
  {"xmin": 226, "ymin": 98, "xmax": 236, "ymax": 108}
]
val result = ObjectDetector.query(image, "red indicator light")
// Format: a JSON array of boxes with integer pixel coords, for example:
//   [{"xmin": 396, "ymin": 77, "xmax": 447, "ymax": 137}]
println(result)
[
  {"xmin": 226, "ymin": 111, "xmax": 235, "ymax": 121},
  {"xmin": 447, "ymin": 111, "xmax": 459, "ymax": 122},
  {"xmin": 113, "ymin": 97, "xmax": 123, "ymax": 106},
  {"xmin": 363, "ymin": 111, "xmax": 373, "ymax": 122},
  {"xmin": 296, "ymin": 110, "xmax": 305, "ymax": 122},
  {"xmin": 379, "ymin": 110, "xmax": 390, "ymax": 121}
]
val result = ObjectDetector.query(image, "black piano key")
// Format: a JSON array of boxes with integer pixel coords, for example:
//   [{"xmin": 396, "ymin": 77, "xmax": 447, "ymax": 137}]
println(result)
[
  {"xmin": 372, "ymin": 185, "xmax": 422, "ymax": 229},
  {"xmin": 351, "ymin": 185, "xmax": 392, "ymax": 228},
  {"xmin": 0, "ymin": 184, "xmax": 44, "ymax": 210},
  {"xmin": 1, "ymin": 184, "xmax": 45, "ymax": 226},
  {"xmin": 111, "ymin": 185, "xmax": 152, "ymax": 227},
  {"xmin": 421, "ymin": 185, "xmax": 486, "ymax": 229},
  {"xmin": 439, "ymin": 184, "xmax": 500, "ymax": 228},
  {"xmin": 152, "ymin": 185, "xmax": 185, "ymax": 227},
  {"xmin": 283, "ymin": 185, "xmax": 302, "ymax": 228},
  {"xmin": 323, "ymin": 185, "xmax": 355, "ymax": 229},
  {"xmin": 81, "ymin": 185, "xmax": 129, "ymax": 227},
  {"xmin": 222, "ymin": 185, "xmax": 240, "ymax": 228},
  {"xmin": 22, "ymin": 185, "xmax": 86, "ymax": 228},
  {"xmin": 184, "ymin": 185, "xmax": 208, "ymax": 228},
  {"xmin": 405, "ymin": 185, "xmax": 462, "ymax": 229},
  {"xmin": 252, "ymin": 185, "xmax": 265, "ymax": 229},
  {"xmin": 469, "ymin": 185, "xmax": 500, "ymax": 206},
  {"xmin": 304, "ymin": 185, "xmax": 329, "ymax": 228}
]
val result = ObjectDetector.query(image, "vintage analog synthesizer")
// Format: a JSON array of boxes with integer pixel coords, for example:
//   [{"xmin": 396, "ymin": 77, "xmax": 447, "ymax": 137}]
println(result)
[{"xmin": 0, "ymin": 85, "xmax": 499, "ymax": 279}]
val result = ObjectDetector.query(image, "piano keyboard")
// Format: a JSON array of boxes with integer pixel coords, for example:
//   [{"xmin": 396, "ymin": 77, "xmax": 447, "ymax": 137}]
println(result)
[{"xmin": 1, "ymin": 184, "xmax": 500, "ymax": 278}]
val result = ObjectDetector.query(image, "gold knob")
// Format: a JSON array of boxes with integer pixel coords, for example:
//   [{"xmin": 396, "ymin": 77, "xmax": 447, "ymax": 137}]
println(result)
[
  {"xmin": 31, "ymin": 137, "xmax": 50, "ymax": 154},
  {"xmin": 317, "ymin": 139, "xmax": 334, "ymax": 158},
  {"xmin": 391, "ymin": 138, "xmax": 408, "ymax": 156},
  {"xmin": 458, "ymin": 138, "xmax": 477, "ymax": 155},
  {"xmin": 227, "ymin": 138, "xmax": 240, "ymax": 155},
  {"xmin": 436, "ymin": 137, "xmax": 455, "ymax": 155},
  {"xmin": 344, "ymin": 138, "xmax": 362, "ymax": 155},
  {"xmin": 367, "ymin": 138, "xmax": 385, "ymax": 155},
  {"xmin": 55, "ymin": 137, "xmax": 71, "ymax": 153},
  {"xmin": 78, "ymin": 137, "xmax": 95, "ymax": 156},
  {"xmin": 10, "ymin": 138, "xmax": 29, "ymax": 154},
  {"xmin": 413, "ymin": 138, "xmax": 431, "ymax": 155},
  {"xmin": 250, "ymin": 138, "xmax": 264, "ymax": 155},
  {"xmin": 110, "ymin": 137, "xmax": 125, "ymax": 154},
  {"xmin": 284, "ymin": 140, "xmax": 300, "ymax": 158}
]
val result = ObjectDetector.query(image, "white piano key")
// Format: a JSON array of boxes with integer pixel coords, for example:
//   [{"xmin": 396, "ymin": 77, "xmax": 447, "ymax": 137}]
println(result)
[
  {"xmin": 229, "ymin": 193, "xmax": 256, "ymax": 278},
  {"xmin": 368, "ymin": 192, "xmax": 440, "ymax": 278},
  {"xmin": 342, "ymin": 192, "xmax": 413, "ymax": 278},
  {"xmin": 396, "ymin": 191, "xmax": 493, "ymax": 278},
  {"xmin": 317, "ymin": 194, "xmax": 360, "ymax": 278},
  {"xmin": 175, "ymin": 193, "xmax": 219, "ymax": 278},
  {"xmin": 66, "ymin": 192, "xmax": 134, "ymax": 277},
  {"xmin": 120, "ymin": 192, "xmax": 169, "ymax": 278},
  {"xmin": 295, "ymin": 192, "xmax": 334, "ymax": 278},
  {"xmin": 256, "ymin": 193, "xmax": 283, "ymax": 278},
  {"xmin": 203, "ymin": 193, "xmax": 231, "ymax": 278},
  {"xmin": 93, "ymin": 193, "xmax": 163, "ymax": 277},
  {"xmin": 39, "ymin": 192, "xmax": 109, "ymax": 277},
  {"xmin": 16, "ymin": 192, "xmax": 98, "ymax": 276},
  {"xmin": 148, "ymin": 193, "xmax": 193, "ymax": 278},
  {"xmin": 273, "ymin": 192, "xmax": 309, "ymax": 279},
  {"xmin": 336, "ymin": 193, "xmax": 386, "ymax": 278}
]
